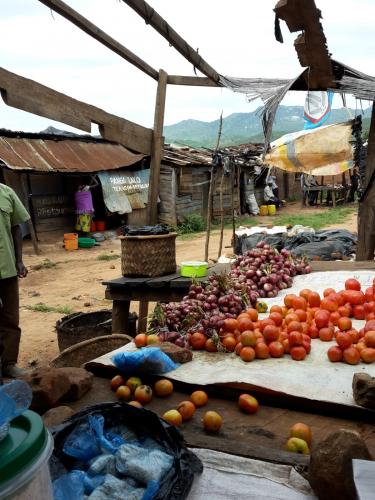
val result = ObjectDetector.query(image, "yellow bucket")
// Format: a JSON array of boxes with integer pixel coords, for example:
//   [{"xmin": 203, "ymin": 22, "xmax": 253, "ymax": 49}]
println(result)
[
  {"xmin": 260, "ymin": 205, "xmax": 269, "ymax": 216},
  {"xmin": 268, "ymin": 204, "xmax": 276, "ymax": 216}
]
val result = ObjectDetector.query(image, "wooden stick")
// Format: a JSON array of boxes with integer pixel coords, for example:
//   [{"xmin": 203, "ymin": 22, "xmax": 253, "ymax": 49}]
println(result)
[
  {"xmin": 122, "ymin": 0, "xmax": 220, "ymax": 84},
  {"xmin": 204, "ymin": 113, "xmax": 223, "ymax": 261},
  {"xmin": 217, "ymin": 167, "xmax": 225, "ymax": 259},
  {"xmin": 38, "ymin": 0, "xmax": 158, "ymax": 80},
  {"xmin": 232, "ymin": 167, "xmax": 236, "ymax": 252},
  {"xmin": 167, "ymin": 75, "xmax": 220, "ymax": 87},
  {"xmin": 20, "ymin": 174, "xmax": 40, "ymax": 255},
  {"xmin": 148, "ymin": 69, "xmax": 168, "ymax": 224},
  {"xmin": 204, "ymin": 166, "xmax": 214, "ymax": 262}
]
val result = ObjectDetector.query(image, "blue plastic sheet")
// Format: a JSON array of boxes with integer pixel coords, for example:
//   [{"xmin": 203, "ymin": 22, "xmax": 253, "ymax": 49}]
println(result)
[{"xmin": 112, "ymin": 347, "xmax": 179, "ymax": 375}]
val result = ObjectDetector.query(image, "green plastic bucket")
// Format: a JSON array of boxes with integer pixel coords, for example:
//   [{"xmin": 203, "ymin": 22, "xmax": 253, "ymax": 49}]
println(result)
[
  {"xmin": 180, "ymin": 261, "xmax": 208, "ymax": 278},
  {"xmin": 0, "ymin": 411, "xmax": 53, "ymax": 500},
  {"xmin": 78, "ymin": 237, "xmax": 96, "ymax": 248}
]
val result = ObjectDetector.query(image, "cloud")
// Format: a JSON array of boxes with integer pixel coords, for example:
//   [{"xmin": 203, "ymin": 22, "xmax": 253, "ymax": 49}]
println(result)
[{"xmin": 0, "ymin": 0, "xmax": 374, "ymax": 133}]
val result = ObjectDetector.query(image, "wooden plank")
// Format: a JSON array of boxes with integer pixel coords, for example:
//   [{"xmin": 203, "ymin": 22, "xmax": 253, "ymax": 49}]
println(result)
[
  {"xmin": 112, "ymin": 299, "xmax": 130, "ymax": 333},
  {"xmin": 38, "ymin": 0, "xmax": 158, "ymax": 80},
  {"xmin": 138, "ymin": 301, "xmax": 149, "ymax": 333},
  {"xmin": 311, "ymin": 261, "xmax": 375, "ymax": 271},
  {"xmin": 122, "ymin": 0, "xmax": 220, "ymax": 84},
  {"xmin": 167, "ymin": 75, "xmax": 220, "ymax": 87},
  {"xmin": 0, "ymin": 67, "xmax": 153, "ymax": 155},
  {"xmin": 105, "ymin": 288, "xmax": 186, "ymax": 302},
  {"xmin": 148, "ymin": 69, "xmax": 168, "ymax": 224},
  {"xmin": 20, "ymin": 174, "xmax": 40, "ymax": 255}
]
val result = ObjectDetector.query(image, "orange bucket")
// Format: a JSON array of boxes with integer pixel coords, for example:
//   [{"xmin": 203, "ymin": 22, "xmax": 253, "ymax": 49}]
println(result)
[
  {"xmin": 64, "ymin": 238, "xmax": 78, "ymax": 251},
  {"xmin": 96, "ymin": 221, "xmax": 106, "ymax": 231},
  {"xmin": 90, "ymin": 221, "xmax": 97, "ymax": 232},
  {"xmin": 64, "ymin": 233, "xmax": 78, "ymax": 240}
]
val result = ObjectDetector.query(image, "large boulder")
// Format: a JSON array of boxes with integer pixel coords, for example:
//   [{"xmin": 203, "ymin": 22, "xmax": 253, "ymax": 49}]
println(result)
[
  {"xmin": 22, "ymin": 368, "xmax": 71, "ymax": 413},
  {"xmin": 43, "ymin": 406, "xmax": 75, "ymax": 427},
  {"xmin": 309, "ymin": 429, "xmax": 373, "ymax": 500},
  {"xmin": 58, "ymin": 367, "xmax": 94, "ymax": 401},
  {"xmin": 353, "ymin": 373, "xmax": 375, "ymax": 409}
]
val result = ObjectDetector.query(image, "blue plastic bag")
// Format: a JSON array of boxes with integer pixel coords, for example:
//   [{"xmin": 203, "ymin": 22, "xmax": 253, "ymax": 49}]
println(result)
[
  {"xmin": 53, "ymin": 470, "xmax": 85, "ymax": 500},
  {"xmin": 112, "ymin": 347, "xmax": 179, "ymax": 375}
]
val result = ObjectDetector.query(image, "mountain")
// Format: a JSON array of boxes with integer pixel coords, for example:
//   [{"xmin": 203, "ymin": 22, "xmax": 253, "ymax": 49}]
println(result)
[{"xmin": 164, "ymin": 105, "xmax": 372, "ymax": 148}]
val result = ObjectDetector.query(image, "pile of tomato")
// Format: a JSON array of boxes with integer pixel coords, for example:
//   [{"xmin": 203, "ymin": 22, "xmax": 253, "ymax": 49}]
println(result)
[{"xmin": 186, "ymin": 277, "xmax": 375, "ymax": 365}]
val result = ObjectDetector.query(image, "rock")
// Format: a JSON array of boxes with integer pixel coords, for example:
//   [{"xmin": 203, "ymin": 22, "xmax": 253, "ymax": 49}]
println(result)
[
  {"xmin": 308, "ymin": 429, "xmax": 373, "ymax": 500},
  {"xmin": 84, "ymin": 302, "xmax": 92, "ymax": 307},
  {"xmin": 353, "ymin": 373, "xmax": 375, "ymax": 409},
  {"xmin": 59, "ymin": 367, "xmax": 94, "ymax": 401},
  {"xmin": 109, "ymin": 265, "xmax": 115, "ymax": 269},
  {"xmin": 145, "ymin": 342, "xmax": 192, "ymax": 364},
  {"xmin": 22, "ymin": 368, "xmax": 71, "ymax": 414},
  {"xmin": 43, "ymin": 406, "xmax": 75, "ymax": 427},
  {"xmin": 28, "ymin": 358, "xmax": 39, "ymax": 366}
]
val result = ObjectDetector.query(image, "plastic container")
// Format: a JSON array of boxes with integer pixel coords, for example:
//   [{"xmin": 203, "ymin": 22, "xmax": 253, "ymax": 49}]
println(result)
[
  {"xmin": 78, "ymin": 237, "xmax": 96, "ymax": 249},
  {"xmin": 96, "ymin": 221, "xmax": 106, "ymax": 231},
  {"xmin": 64, "ymin": 238, "xmax": 78, "ymax": 251},
  {"xmin": 180, "ymin": 261, "xmax": 208, "ymax": 278},
  {"xmin": 0, "ymin": 410, "xmax": 54, "ymax": 500},
  {"xmin": 63, "ymin": 233, "xmax": 78, "ymax": 240},
  {"xmin": 90, "ymin": 221, "xmax": 97, "ymax": 232},
  {"xmin": 267, "ymin": 204, "xmax": 276, "ymax": 215},
  {"xmin": 260, "ymin": 205, "xmax": 269, "ymax": 216}
]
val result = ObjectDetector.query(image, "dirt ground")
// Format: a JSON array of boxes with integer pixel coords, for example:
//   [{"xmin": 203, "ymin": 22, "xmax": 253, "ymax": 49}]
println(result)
[{"xmin": 17, "ymin": 204, "xmax": 358, "ymax": 368}]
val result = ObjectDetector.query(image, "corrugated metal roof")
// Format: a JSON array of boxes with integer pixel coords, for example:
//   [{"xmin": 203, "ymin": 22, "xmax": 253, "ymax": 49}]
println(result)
[{"xmin": 0, "ymin": 135, "xmax": 144, "ymax": 173}]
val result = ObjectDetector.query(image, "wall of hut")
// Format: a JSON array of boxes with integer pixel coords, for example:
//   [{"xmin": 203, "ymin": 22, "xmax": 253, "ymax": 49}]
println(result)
[{"xmin": 159, "ymin": 164, "xmax": 240, "ymax": 226}]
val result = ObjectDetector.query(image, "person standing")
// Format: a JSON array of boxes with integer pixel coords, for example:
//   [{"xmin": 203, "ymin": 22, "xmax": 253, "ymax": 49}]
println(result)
[
  {"xmin": 264, "ymin": 179, "xmax": 281, "ymax": 208},
  {"xmin": 0, "ymin": 183, "xmax": 30, "ymax": 377},
  {"xmin": 75, "ymin": 177, "xmax": 98, "ymax": 233},
  {"xmin": 348, "ymin": 167, "xmax": 360, "ymax": 202}
]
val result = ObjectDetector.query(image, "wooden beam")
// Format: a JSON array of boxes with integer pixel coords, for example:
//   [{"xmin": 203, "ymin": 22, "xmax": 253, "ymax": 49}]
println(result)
[
  {"xmin": 148, "ymin": 69, "xmax": 168, "ymax": 224},
  {"xmin": 20, "ymin": 174, "xmax": 40, "ymax": 255},
  {"xmin": 167, "ymin": 75, "xmax": 220, "ymax": 87},
  {"xmin": 0, "ymin": 67, "xmax": 153, "ymax": 155},
  {"xmin": 38, "ymin": 0, "xmax": 158, "ymax": 80},
  {"xmin": 121, "ymin": 0, "xmax": 220, "ymax": 84},
  {"xmin": 357, "ymin": 103, "xmax": 375, "ymax": 261}
]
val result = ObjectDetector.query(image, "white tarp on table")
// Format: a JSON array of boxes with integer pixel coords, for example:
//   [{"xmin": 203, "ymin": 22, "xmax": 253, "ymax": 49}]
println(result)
[
  {"xmin": 89, "ymin": 271, "xmax": 375, "ymax": 407},
  {"xmin": 188, "ymin": 448, "xmax": 316, "ymax": 499}
]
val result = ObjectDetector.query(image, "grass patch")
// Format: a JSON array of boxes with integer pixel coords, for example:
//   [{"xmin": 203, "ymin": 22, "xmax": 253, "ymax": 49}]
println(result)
[
  {"xmin": 267, "ymin": 206, "xmax": 356, "ymax": 230},
  {"xmin": 25, "ymin": 303, "xmax": 74, "ymax": 315},
  {"xmin": 176, "ymin": 213, "xmax": 206, "ymax": 235},
  {"xmin": 32, "ymin": 259, "xmax": 58, "ymax": 271},
  {"xmin": 97, "ymin": 254, "xmax": 120, "ymax": 261}
]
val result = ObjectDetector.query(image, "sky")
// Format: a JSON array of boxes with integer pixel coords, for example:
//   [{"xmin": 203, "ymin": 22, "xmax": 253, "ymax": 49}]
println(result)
[{"xmin": 1, "ymin": 0, "xmax": 375, "ymax": 134}]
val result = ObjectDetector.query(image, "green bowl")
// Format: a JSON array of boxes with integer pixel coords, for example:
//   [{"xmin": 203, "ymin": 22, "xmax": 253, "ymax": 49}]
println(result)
[
  {"xmin": 78, "ymin": 237, "xmax": 96, "ymax": 248},
  {"xmin": 180, "ymin": 261, "xmax": 208, "ymax": 278}
]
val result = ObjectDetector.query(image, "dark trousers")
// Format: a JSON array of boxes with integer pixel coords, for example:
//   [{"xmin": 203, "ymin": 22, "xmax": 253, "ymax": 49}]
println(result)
[{"xmin": 0, "ymin": 277, "xmax": 21, "ymax": 366}]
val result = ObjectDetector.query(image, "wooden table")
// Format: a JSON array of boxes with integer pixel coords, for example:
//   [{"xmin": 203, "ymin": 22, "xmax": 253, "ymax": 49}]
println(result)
[
  {"xmin": 302, "ymin": 185, "xmax": 349, "ymax": 207},
  {"xmin": 103, "ymin": 264, "xmax": 229, "ymax": 335}
]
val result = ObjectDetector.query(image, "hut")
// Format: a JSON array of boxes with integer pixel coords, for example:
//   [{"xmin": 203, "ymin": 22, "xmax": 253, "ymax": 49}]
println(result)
[{"xmin": 0, "ymin": 129, "xmax": 148, "ymax": 239}]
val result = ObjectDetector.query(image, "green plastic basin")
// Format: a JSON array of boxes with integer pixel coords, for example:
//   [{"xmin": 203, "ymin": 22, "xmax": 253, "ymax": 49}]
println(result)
[{"xmin": 180, "ymin": 261, "xmax": 208, "ymax": 278}]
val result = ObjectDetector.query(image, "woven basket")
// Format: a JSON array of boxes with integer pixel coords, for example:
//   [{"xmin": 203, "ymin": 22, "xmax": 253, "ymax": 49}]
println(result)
[{"xmin": 120, "ymin": 233, "xmax": 177, "ymax": 277}]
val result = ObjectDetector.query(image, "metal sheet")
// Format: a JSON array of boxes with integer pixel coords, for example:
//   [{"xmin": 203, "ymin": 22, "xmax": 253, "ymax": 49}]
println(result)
[
  {"xmin": 98, "ymin": 169, "xmax": 149, "ymax": 214},
  {"xmin": 0, "ymin": 136, "xmax": 144, "ymax": 173}
]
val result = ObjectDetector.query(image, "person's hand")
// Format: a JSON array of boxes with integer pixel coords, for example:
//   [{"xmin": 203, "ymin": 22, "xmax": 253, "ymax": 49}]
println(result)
[{"xmin": 16, "ymin": 261, "xmax": 28, "ymax": 278}]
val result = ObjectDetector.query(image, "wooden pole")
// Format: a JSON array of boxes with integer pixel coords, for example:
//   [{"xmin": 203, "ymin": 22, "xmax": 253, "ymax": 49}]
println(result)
[
  {"xmin": 20, "ymin": 174, "xmax": 40, "ymax": 255},
  {"xmin": 357, "ymin": 102, "xmax": 375, "ymax": 261},
  {"xmin": 204, "ymin": 167, "xmax": 214, "ymax": 262},
  {"xmin": 148, "ymin": 69, "xmax": 168, "ymax": 225},
  {"xmin": 217, "ymin": 167, "xmax": 225, "ymax": 259},
  {"xmin": 231, "ymin": 167, "xmax": 236, "ymax": 252},
  {"xmin": 122, "ymin": 0, "xmax": 220, "ymax": 84},
  {"xmin": 204, "ymin": 113, "xmax": 223, "ymax": 261},
  {"xmin": 38, "ymin": 0, "xmax": 158, "ymax": 80}
]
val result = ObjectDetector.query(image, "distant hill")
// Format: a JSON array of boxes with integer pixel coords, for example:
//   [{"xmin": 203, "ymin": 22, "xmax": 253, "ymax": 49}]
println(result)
[{"xmin": 164, "ymin": 105, "xmax": 372, "ymax": 148}]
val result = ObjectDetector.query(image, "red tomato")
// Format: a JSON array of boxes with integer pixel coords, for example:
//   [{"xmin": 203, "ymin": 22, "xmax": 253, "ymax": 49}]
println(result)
[
  {"xmin": 343, "ymin": 290, "xmax": 365, "ymax": 306},
  {"xmin": 223, "ymin": 318, "xmax": 239, "ymax": 332},
  {"xmin": 319, "ymin": 327, "xmax": 334, "ymax": 342},
  {"xmin": 238, "ymin": 316, "xmax": 254, "ymax": 332},
  {"xmin": 337, "ymin": 317, "xmax": 352, "ymax": 332},
  {"xmin": 302, "ymin": 340, "xmax": 311, "ymax": 354},
  {"xmin": 365, "ymin": 287, "xmax": 374, "ymax": 302},
  {"xmin": 320, "ymin": 298, "xmax": 339, "ymax": 313},
  {"xmin": 269, "ymin": 312, "xmax": 283, "ymax": 326},
  {"xmin": 364, "ymin": 320, "xmax": 375, "ymax": 332},
  {"xmin": 315, "ymin": 310, "xmax": 330, "ymax": 329},
  {"xmin": 222, "ymin": 336, "xmax": 237, "ymax": 352},
  {"xmin": 307, "ymin": 291, "xmax": 321, "ymax": 308},
  {"xmin": 289, "ymin": 330, "xmax": 303, "ymax": 346},
  {"xmin": 327, "ymin": 346, "xmax": 343, "ymax": 362},
  {"xmin": 255, "ymin": 342, "xmax": 270, "ymax": 359},
  {"xmin": 190, "ymin": 332, "xmax": 207, "ymax": 350},
  {"xmin": 259, "ymin": 318, "xmax": 276, "ymax": 332},
  {"xmin": 330, "ymin": 312, "xmax": 341, "ymax": 326},
  {"xmin": 263, "ymin": 325, "xmax": 280, "ymax": 343},
  {"xmin": 345, "ymin": 278, "xmax": 361, "ymax": 291},
  {"xmin": 353, "ymin": 305, "xmax": 365, "ymax": 320},
  {"xmin": 240, "ymin": 346, "xmax": 256, "ymax": 362},
  {"xmin": 287, "ymin": 321, "xmax": 302, "ymax": 333},
  {"xmin": 308, "ymin": 324, "xmax": 319, "ymax": 339},
  {"xmin": 336, "ymin": 331, "xmax": 353, "ymax": 349},
  {"xmin": 268, "ymin": 341, "xmax": 285, "ymax": 358},
  {"xmin": 205, "ymin": 338, "xmax": 218, "ymax": 352},
  {"xmin": 291, "ymin": 296, "xmax": 307, "ymax": 311},
  {"xmin": 290, "ymin": 346, "xmax": 307, "ymax": 361},
  {"xmin": 323, "ymin": 288, "xmax": 336, "ymax": 297},
  {"xmin": 343, "ymin": 346, "xmax": 360, "ymax": 365}
]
